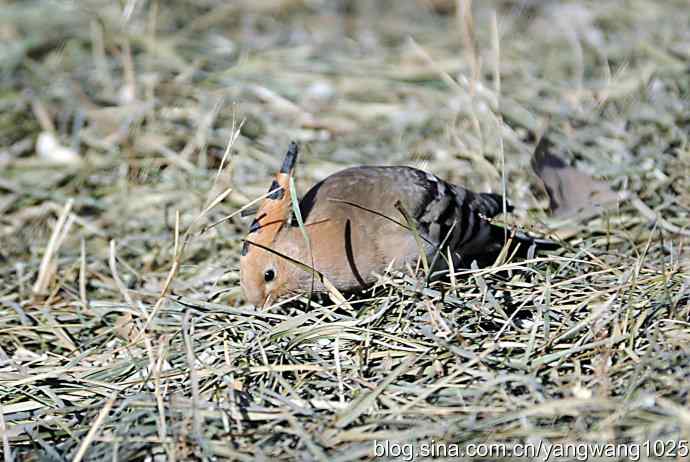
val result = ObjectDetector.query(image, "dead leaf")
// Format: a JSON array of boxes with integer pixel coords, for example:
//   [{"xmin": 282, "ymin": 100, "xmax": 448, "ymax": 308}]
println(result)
[{"xmin": 532, "ymin": 136, "xmax": 620, "ymax": 218}]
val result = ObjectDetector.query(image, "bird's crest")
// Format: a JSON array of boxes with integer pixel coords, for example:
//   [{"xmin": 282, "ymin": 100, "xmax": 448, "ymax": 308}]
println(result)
[{"xmin": 240, "ymin": 141, "xmax": 299, "ymax": 257}]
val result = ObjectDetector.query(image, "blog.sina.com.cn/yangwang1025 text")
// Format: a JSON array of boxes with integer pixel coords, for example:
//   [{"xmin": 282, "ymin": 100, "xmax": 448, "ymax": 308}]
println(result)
[{"xmin": 372, "ymin": 439, "xmax": 690, "ymax": 461}]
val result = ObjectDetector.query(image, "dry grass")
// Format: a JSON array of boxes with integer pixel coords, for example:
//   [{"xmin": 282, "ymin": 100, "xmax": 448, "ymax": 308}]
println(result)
[{"xmin": 1, "ymin": 0, "xmax": 689, "ymax": 460}]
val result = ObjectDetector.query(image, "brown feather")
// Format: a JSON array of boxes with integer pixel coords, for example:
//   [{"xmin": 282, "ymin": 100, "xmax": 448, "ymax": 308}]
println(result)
[{"xmin": 240, "ymin": 142, "xmax": 559, "ymax": 307}]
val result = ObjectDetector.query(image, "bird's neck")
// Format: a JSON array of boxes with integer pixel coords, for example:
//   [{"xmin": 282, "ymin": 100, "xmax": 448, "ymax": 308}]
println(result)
[{"xmin": 274, "ymin": 226, "xmax": 314, "ymax": 267}]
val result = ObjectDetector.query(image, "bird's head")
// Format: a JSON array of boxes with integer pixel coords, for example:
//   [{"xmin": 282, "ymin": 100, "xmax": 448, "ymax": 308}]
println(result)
[
  {"xmin": 239, "ymin": 242, "xmax": 295, "ymax": 307},
  {"xmin": 239, "ymin": 142, "xmax": 300, "ymax": 307}
]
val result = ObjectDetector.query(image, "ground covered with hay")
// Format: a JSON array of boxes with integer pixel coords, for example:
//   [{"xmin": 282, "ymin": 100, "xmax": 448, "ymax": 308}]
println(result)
[{"xmin": 1, "ymin": 0, "xmax": 689, "ymax": 460}]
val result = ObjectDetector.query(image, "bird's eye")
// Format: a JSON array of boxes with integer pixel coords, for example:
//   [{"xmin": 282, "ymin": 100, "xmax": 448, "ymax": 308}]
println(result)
[{"xmin": 263, "ymin": 269, "xmax": 276, "ymax": 282}]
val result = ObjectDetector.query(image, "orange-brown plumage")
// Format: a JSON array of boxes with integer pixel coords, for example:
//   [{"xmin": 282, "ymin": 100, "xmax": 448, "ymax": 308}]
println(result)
[{"xmin": 239, "ymin": 142, "xmax": 553, "ymax": 307}]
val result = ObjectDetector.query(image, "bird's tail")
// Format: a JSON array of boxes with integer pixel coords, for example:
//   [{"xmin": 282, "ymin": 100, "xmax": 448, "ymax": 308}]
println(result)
[
  {"xmin": 461, "ymin": 224, "xmax": 558, "ymax": 268},
  {"xmin": 471, "ymin": 191, "xmax": 560, "ymax": 256},
  {"xmin": 489, "ymin": 224, "xmax": 560, "ymax": 257}
]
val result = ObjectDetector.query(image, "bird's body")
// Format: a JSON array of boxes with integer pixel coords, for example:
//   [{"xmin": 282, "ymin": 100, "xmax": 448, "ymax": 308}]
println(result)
[
  {"xmin": 288, "ymin": 165, "xmax": 507, "ymax": 287},
  {"xmin": 240, "ymin": 143, "xmax": 551, "ymax": 307}
]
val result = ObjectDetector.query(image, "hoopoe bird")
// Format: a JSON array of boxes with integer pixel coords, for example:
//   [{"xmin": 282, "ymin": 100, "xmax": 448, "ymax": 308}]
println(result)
[{"xmin": 240, "ymin": 142, "xmax": 558, "ymax": 307}]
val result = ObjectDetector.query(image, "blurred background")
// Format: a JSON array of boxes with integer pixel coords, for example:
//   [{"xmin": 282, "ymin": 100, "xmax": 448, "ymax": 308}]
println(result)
[
  {"xmin": 1, "ymin": 0, "xmax": 688, "ymax": 280},
  {"xmin": 1, "ymin": 0, "xmax": 689, "ymax": 460}
]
